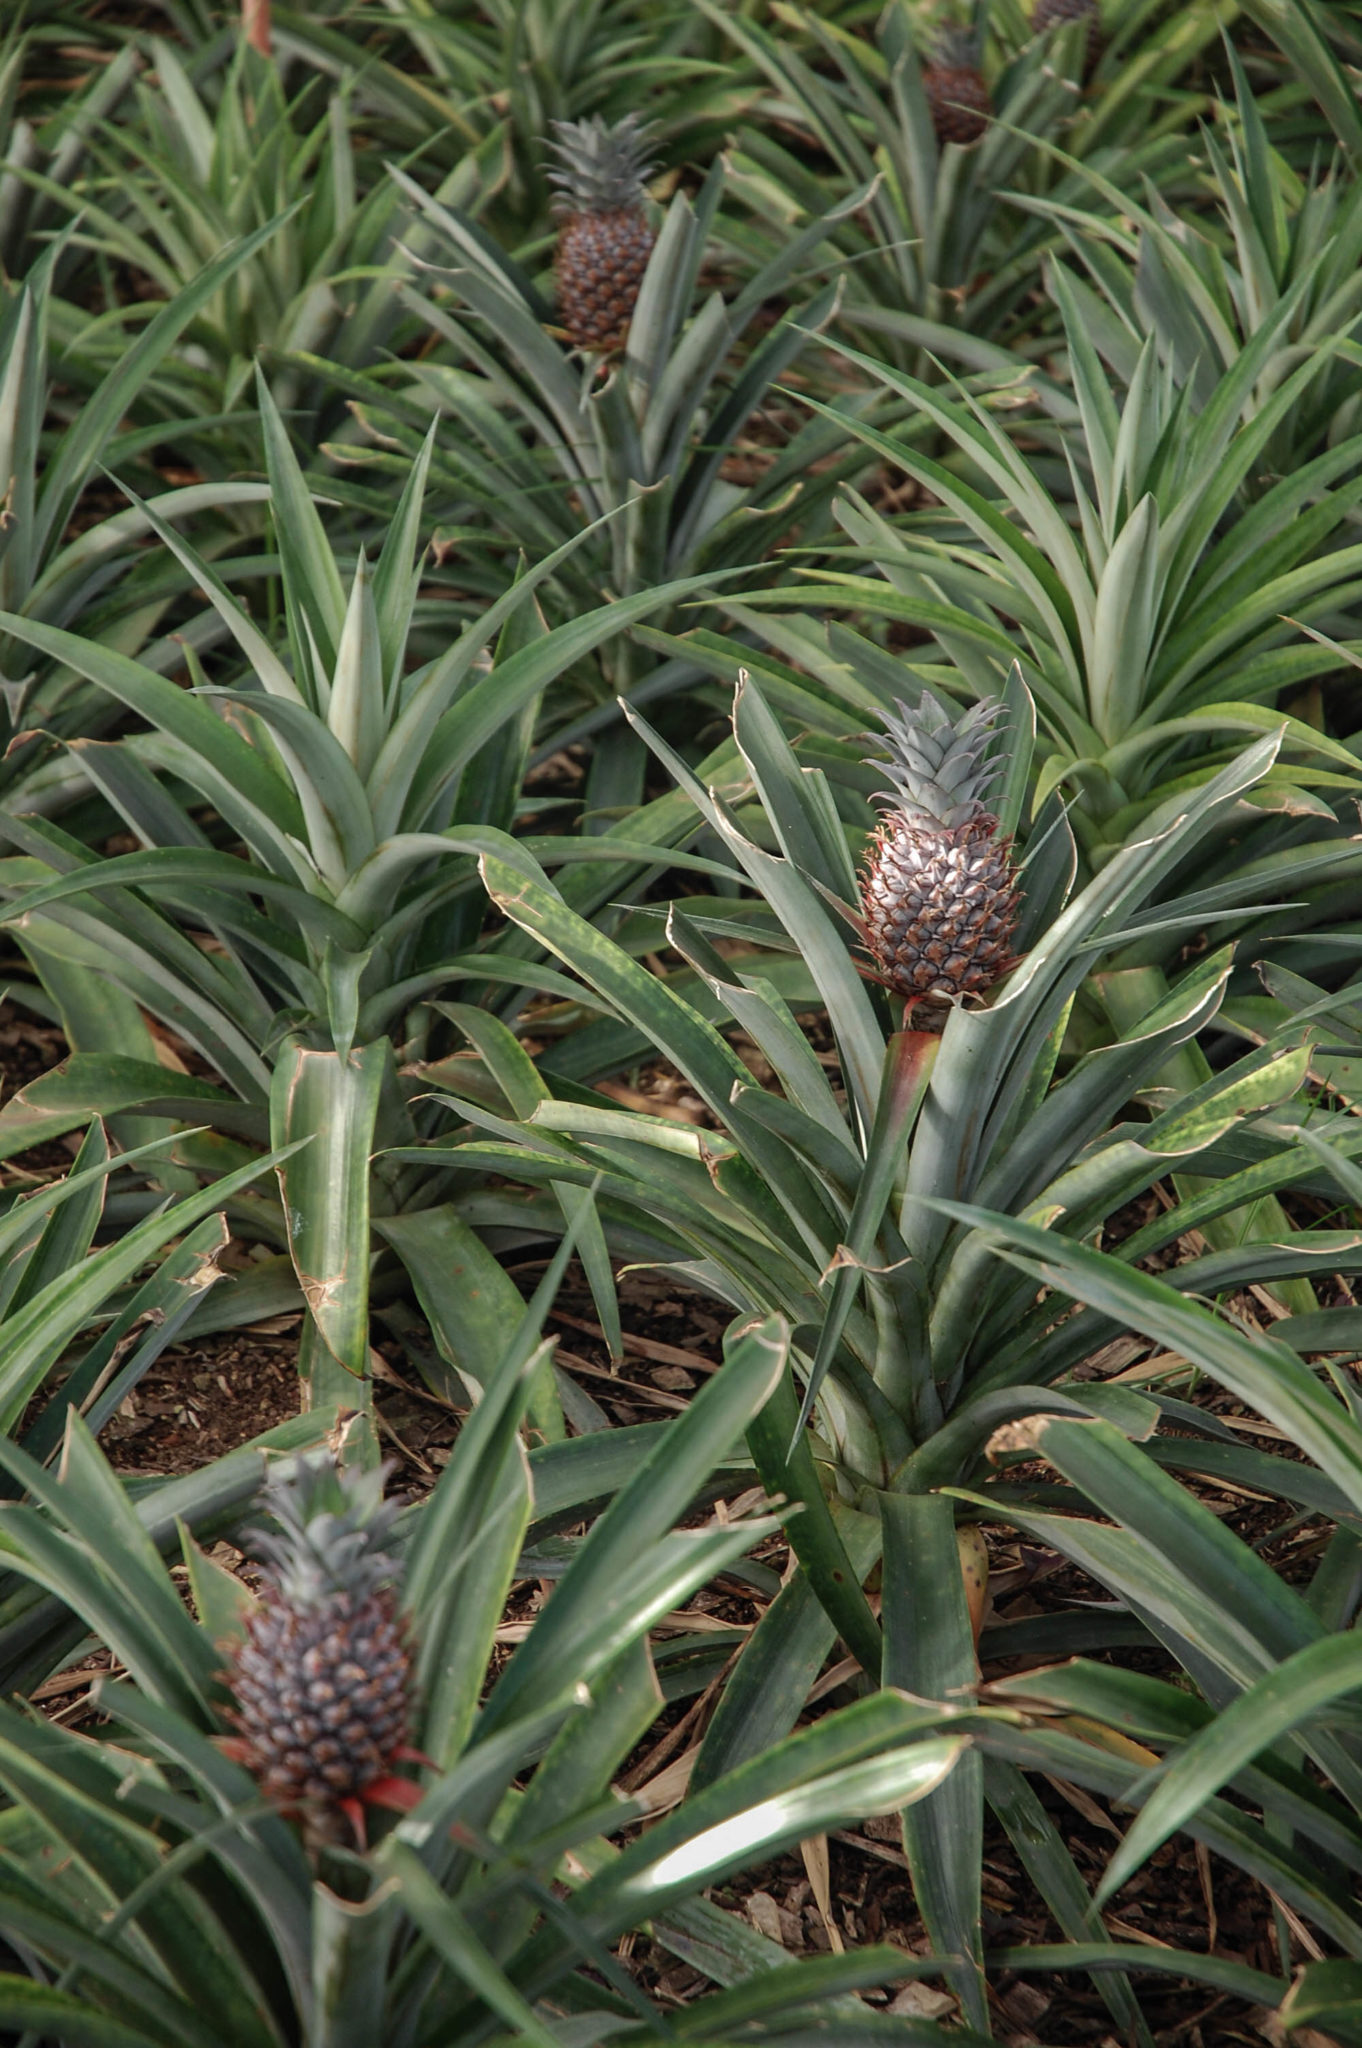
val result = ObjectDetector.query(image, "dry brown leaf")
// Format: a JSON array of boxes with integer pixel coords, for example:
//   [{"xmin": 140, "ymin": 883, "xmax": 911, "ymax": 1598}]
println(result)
[
  {"xmin": 631, "ymin": 1746, "xmax": 697, "ymax": 1816},
  {"xmin": 799, "ymin": 1835, "xmax": 843, "ymax": 1953},
  {"xmin": 1043, "ymin": 1773, "xmax": 1122, "ymax": 1838}
]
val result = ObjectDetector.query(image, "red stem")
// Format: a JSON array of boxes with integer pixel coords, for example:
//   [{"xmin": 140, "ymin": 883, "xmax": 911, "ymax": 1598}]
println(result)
[{"xmin": 242, "ymin": 0, "xmax": 271, "ymax": 56}]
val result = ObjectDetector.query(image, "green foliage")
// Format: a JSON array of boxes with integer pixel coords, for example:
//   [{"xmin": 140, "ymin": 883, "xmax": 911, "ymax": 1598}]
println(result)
[
  {"xmin": 967, "ymin": 1205, "xmax": 1362, "ymax": 1990},
  {"xmin": 2, "ymin": 4, "xmax": 1362, "ymax": 2033},
  {"xmin": 1010, "ymin": 44, "xmax": 1362, "ymax": 467},
  {"xmin": 707, "ymin": 0, "xmax": 1231, "ymax": 356},
  {"xmin": 0, "ymin": 381, "xmax": 724, "ymax": 1417},
  {"xmin": 339, "ymin": 0, "xmax": 755, "ymax": 235},
  {"xmin": 734, "ymin": 308, "xmax": 1362, "ymax": 860},
  {"xmin": 324, "ymin": 148, "xmax": 873, "ymax": 722},
  {"xmin": 0, "ymin": 1119, "xmax": 292, "ymax": 1453},
  {"xmin": 0, "ymin": 1314, "xmax": 985, "ymax": 2048},
  {"xmin": 417, "ymin": 673, "xmax": 1344, "ymax": 1461},
  {"xmin": 390, "ymin": 669, "xmax": 1362, "ymax": 2027},
  {"xmin": 0, "ymin": 33, "xmax": 140, "ymax": 275},
  {"xmin": 0, "ymin": 226, "xmax": 281, "ymax": 803},
  {"xmin": 48, "ymin": 38, "xmax": 504, "ymax": 441}
]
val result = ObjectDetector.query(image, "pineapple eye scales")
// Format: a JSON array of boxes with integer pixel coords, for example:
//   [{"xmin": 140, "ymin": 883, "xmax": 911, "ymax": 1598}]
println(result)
[{"xmin": 225, "ymin": 1461, "xmax": 411, "ymax": 1813}]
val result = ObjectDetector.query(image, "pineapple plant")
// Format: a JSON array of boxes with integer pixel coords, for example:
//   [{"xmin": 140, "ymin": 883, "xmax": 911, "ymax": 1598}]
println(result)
[
  {"xmin": 858, "ymin": 692, "xmax": 1021, "ymax": 1022},
  {"xmin": 224, "ymin": 1457, "xmax": 415, "ymax": 1831},
  {"xmin": 1031, "ymin": 0, "xmax": 1103, "ymax": 77},
  {"xmin": 0, "ymin": 1387, "xmax": 990, "ymax": 2046},
  {"xmin": 547, "ymin": 112, "xmax": 658, "ymax": 351},
  {"xmin": 921, "ymin": 27, "xmax": 992, "ymax": 147}
]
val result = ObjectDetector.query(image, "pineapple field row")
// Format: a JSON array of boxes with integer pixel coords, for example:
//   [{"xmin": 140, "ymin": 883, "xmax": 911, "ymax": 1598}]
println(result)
[{"xmin": 3, "ymin": 0, "xmax": 1362, "ymax": 2039}]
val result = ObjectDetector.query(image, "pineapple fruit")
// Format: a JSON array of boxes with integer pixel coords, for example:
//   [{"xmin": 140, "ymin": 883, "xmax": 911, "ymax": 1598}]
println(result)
[
  {"xmin": 1032, "ymin": 0, "xmax": 1103, "ymax": 79},
  {"xmin": 859, "ymin": 691, "xmax": 1020, "ymax": 1024},
  {"xmin": 225, "ymin": 1459, "xmax": 411, "ymax": 1816},
  {"xmin": 547, "ymin": 113, "xmax": 658, "ymax": 352},
  {"xmin": 922, "ymin": 29, "xmax": 992, "ymax": 147}
]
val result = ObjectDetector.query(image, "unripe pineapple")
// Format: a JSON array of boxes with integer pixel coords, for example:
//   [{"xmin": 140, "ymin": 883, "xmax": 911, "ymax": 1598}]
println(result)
[
  {"xmin": 860, "ymin": 692, "xmax": 1020, "ymax": 1024},
  {"xmin": 922, "ymin": 29, "xmax": 992, "ymax": 148},
  {"xmin": 226, "ymin": 1458, "xmax": 410, "ymax": 1812},
  {"xmin": 547, "ymin": 113, "xmax": 657, "ymax": 353},
  {"xmin": 1032, "ymin": 0, "xmax": 1103, "ymax": 79}
]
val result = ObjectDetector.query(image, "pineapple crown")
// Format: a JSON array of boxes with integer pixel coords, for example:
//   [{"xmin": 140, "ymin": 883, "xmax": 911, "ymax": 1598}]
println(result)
[
  {"xmin": 248, "ymin": 1456, "xmax": 403, "ymax": 1613},
  {"xmin": 871, "ymin": 690, "xmax": 1007, "ymax": 829},
  {"xmin": 546, "ymin": 113, "xmax": 658, "ymax": 215},
  {"xmin": 927, "ymin": 22, "xmax": 982, "ymax": 67}
]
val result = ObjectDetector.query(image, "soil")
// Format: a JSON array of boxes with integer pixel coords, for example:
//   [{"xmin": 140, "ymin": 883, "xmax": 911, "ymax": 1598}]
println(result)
[
  {"xmin": 0, "ymin": 998, "xmax": 68, "ymax": 1099},
  {"xmin": 98, "ymin": 1325, "xmax": 303, "ymax": 1471},
  {"xmin": 0, "ymin": 994, "xmax": 78, "ymax": 1179}
]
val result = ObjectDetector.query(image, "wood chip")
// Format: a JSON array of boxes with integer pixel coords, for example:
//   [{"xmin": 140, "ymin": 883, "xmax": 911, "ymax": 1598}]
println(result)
[
  {"xmin": 1101, "ymin": 1916, "xmax": 1173, "ymax": 1948},
  {"xmin": 1004, "ymin": 1981, "xmax": 1052, "ymax": 2024},
  {"xmin": 652, "ymin": 1364, "xmax": 695, "ymax": 1391},
  {"xmin": 493, "ymin": 1620, "xmax": 535, "ymax": 1644},
  {"xmin": 595, "ymin": 1078, "xmax": 708, "ymax": 1124},
  {"xmin": 888, "ymin": 1983, "xmax": 955, "ymax": 2018},
  {"xmin": 745, "ymin": 1891, "xmax": 786, "ymax": 1946}
]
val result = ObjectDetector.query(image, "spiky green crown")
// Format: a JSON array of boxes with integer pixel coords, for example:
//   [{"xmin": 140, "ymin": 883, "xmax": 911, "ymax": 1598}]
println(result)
[
  {"xmin": 248, "ymin": 1457, "xmax": 403, "ymax": 1614},
  {"xmin": 546, "ymin": 113, "xmax": 657, "ymax": 214},
  {"xmin": 927, "ymin": 23, "xmax": 981, "ymax": 66},
  {"xmin": 872, "ymin": 692, "xmax": 1007, "ymax": 829}
]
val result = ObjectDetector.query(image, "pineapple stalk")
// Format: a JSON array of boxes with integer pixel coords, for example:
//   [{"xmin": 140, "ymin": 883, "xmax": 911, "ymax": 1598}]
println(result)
[{"xmin": 242, "ymin": 0, "xmax": 271, "ymax": 56}]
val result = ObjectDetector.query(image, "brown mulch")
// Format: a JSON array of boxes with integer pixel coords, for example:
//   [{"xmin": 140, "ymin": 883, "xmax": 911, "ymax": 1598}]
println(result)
[
  {"xmin": 0, "ymin": 997, "xmax": 68, "ymax": 1100},
  {"xmin": 97, "ymin": 1325, "xmax": 303, "ymax": 1471},
  {"xmin": 655, "ymin": 1824, "xmax": 1286, "ymax": 2045},
  {"xmin": 0, "ymin": 995, "xmax": 74, "ymax": 1176}
]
